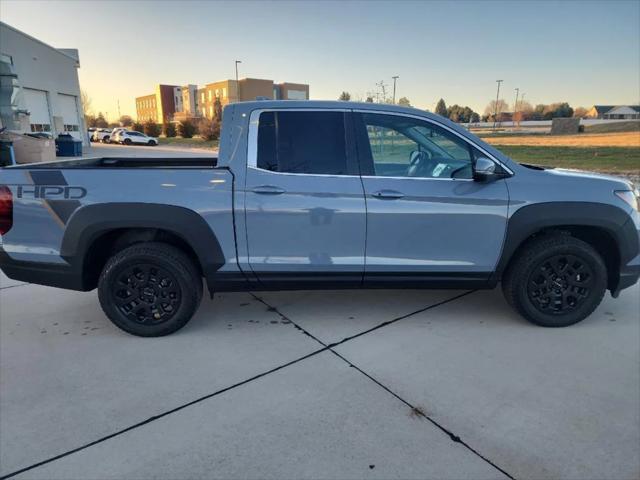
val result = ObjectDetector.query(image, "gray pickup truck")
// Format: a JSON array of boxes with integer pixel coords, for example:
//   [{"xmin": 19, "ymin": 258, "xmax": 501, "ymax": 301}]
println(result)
[{"xmin": 1, "ymin": 101, "xmax": 638, "ymax": 336}]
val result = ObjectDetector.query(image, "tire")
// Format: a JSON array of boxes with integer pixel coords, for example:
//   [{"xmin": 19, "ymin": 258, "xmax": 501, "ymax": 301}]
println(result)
[
  {"xmin": 102, "ymin": 136, "xmax": 110, "ymax": 143},
  {"xmin": 148, "ymin": 140, "xmax": 156, "ymax": 146},
  {"xmin": 502, "ymin": 233, "xmax": 607, "ymax": 327},
  {"xmin": 123, "ymin": 138, "xmax": 132, "ymax": 145},
  {"xmin": 98, "ymin": 242, "xmax": 203, "ymax": 337}
]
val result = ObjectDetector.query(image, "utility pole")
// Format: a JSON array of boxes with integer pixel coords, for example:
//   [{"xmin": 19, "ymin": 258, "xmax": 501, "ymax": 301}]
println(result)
[
  {"xmin": 392, "ymin": 76, "xmax": 399, "ymax": 104},
  {"xmin": 493, "ymin": 79, "xmax": 503, "ymax": 130},
  {"xmin": 235, "ymin": 60, "xmax": 242, "ymax": 102},
  {"xmin": 513, "ymin": 88, "xmax": 519, "ymax": 128}
]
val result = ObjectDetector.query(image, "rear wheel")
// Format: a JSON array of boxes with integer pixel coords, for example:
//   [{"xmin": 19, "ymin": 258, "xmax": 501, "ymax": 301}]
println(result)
[
  {"xmin": 502, "ymin": 233, "xmax": 607, "ymax": 327},
  {"xmin": 102, "ymin": 136, "xmax": 110, "ymax": 143},
  {"xmin": 123, "ymin": 138, "xmax": 132, "ymax": 145},
  {"xmin": 98, "ymin": 242, "xmax": 203, "ymax": 336}
]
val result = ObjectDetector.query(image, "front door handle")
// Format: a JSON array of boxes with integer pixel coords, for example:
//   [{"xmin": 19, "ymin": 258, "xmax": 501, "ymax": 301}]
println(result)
[
  {"xmin": 371, "ymin": 190, "xmax": 405, "ymax": 199},
  {"xmin": 251, "ymin": 185, "xmax": 286, "ymax": 195}
]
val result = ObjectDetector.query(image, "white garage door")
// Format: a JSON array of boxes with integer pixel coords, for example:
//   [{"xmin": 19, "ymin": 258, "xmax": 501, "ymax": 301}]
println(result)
[
  {"xmin": 23, "ymin": 88, "xmax": 51, "ymax": 133},
  {"xmin": 57, "ymin": 93, "xmax": 81, "ymax": 140}
]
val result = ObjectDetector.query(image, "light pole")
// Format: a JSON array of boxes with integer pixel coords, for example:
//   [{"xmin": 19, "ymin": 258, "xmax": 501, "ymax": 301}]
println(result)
[
  {"xmin": 392, "ymin": 76, "xmax": 399, "ymax": 104},
  {"xmin": 493, "ymin": 79, "xmax": 503, "ymax": 130},
  {"xmin": 513, "ymin": 87, "xmax": 519, "ymax": 127},
  {"xmin": 235, "ymin": 60, "xmax": 242, "ymax": 102}
]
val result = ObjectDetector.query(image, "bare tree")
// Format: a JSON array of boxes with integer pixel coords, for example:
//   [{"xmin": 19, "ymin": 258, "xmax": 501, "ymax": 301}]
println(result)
[
  {"xmin": 484, "ymin": 99, "xmax": 510, "ymax": 118},
  {"xmin": 81, "ymin": 89, "xmax": 93, "ymax": 117}
]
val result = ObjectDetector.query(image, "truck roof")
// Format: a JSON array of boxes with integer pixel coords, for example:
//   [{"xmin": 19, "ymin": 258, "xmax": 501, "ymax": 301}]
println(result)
[{"xmin": 231, "ymin": 100, "xmax": 437, "ymax": 119}]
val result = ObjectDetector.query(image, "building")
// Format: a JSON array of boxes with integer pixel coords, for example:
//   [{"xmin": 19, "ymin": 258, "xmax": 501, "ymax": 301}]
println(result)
[
  {"xmin": 135, "ymin": 84, "xmax": 181, "ymax": 123},
  {"xmin": 0, "ymin": 21, "xmax": 87, "ymax": 144},
  {"xmin": 585, "ymin": 105, "xmax": 640, "ymax": 120},
  {"xmin": 138, "ymin": 78, "xmax": 309, "ymax": 122}
]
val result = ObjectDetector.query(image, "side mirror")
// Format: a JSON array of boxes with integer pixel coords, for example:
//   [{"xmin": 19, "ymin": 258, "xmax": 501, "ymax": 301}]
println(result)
[{"xmin": 473, "ymin": 157, "xmax": 498, "ymax": 182}]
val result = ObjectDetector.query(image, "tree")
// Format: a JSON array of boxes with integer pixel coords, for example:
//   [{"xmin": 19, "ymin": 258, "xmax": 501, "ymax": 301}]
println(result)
[
  {"xmin": 81, "ymin": 89, "xmax": 92, "ymax": 118},
  {"xmin": 435, "ymin": 98, "xmax": 447, "ymax": 117},
  {"xmin": 484, "ymin": 99, "xmax": 509, "ymax": 119},
  {"xmin": 119, "ymin": 115, "xmax": 133, "ymax": 127},
  {"xmin": 573, "ymin": 107, "xmax": 589, "ymax": 118},
  {"xmin": 177, "ymin": 119, "xmax": 196, "ymax": 138},
  {"xmin": 397, "ymin": 97, "xmax": 411, "ymax": 107},
  {"xmin": 446, "ymin": 104, "xmax": 479, "ymax": 123},
  {"xmin": 85, "ymin": 115, "xmax": 97, "ymax": 128},
  {"xmin": 365, "ymin": 96, "xmax": 374, "ymax": 103},
  {"xmin": 132, "ymin": 122, "xmax": 144, "ymax": 133},
  {"xmin": 163, "ymin": 122, "xmax": 176, "ymax": 138},
  {"xmin": 144, "ymin": 119, "xmax": 161, "ymax": 137},
  {"xmin": 95, "ymin": 112, "xmax": 108, "ymax": 128},
  {"xmin": 338, "ymin": 91, "xmax": 351, "ymax": 101},
  {"xmin": 214, "ymin": 96, "xmax": 223, "ymax": 121},
  {"xmin": 199, "ymin": 117, "xmax": 221, "ymax": 141}
]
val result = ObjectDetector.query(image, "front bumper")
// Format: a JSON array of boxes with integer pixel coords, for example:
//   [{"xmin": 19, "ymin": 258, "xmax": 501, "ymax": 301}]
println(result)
[{"xmin": 612, "ymin": 210, "xmax": 640, "ymax": 297}]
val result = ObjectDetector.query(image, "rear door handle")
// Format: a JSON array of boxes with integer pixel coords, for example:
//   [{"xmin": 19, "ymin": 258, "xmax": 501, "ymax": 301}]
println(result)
[
  {"xmin": 371, "ymin": 190, "xmax": 405, "ymax": 199},
  {"xmin": 251, "ymin": 185, "xmax": 286, "ymax": 195}
]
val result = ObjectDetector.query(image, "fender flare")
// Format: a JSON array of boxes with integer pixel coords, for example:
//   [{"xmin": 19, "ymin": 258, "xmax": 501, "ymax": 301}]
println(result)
[
  {"xmin": 493, "ymin": 201, "xmax": 637, "ymax": 279},
  {"xmin": 61, "ymin": 203, "xmax": 225, "ymax": 279}
]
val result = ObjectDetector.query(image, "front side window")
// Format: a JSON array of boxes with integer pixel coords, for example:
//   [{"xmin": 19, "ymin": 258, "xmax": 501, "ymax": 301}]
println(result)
[
  {"xmin": 359, "ymin": 113, "xmax": 474, "ymax": 179},
  {"xmin": 256, "ymin": 111, "xmax": 348, "ymax": 175}
]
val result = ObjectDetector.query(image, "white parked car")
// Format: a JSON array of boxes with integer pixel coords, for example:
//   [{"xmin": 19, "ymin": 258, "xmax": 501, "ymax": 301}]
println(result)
[
  {"xmin": 92, "ymin": 128, "xmax": 114, "ymax": 143},
  {"xmin": 116, "ymin": 131, "xmax": 158, "ymax": 146}
]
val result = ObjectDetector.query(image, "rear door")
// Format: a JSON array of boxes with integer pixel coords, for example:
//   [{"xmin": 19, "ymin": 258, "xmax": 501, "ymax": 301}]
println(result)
[
  {"xmin": 244, "ymin": 109, "xmax": 366, "ymax": 287},
  {"xmin": 354, "ymin": 111, "xmax": 509, "ymax": 284}
]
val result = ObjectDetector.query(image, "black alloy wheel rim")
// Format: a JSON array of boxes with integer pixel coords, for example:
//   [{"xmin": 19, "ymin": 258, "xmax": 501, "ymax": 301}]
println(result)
[
  {"xmin": 112, "ymin": 263, "xmax": 181, "ymax": 325},
  {"xmin": 527, "ymin": 254, "xmax": 594, "ymax": 315}
]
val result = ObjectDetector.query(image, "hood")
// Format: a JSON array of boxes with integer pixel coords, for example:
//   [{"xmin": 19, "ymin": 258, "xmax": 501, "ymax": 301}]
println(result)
[{"xmin": 538, "ymin": 167, "xmax": 635, "ymax": 190}]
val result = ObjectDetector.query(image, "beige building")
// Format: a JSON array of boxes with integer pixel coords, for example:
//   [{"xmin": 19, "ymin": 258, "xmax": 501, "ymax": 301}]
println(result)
[{"xmin": 138, "ymin": 78, "xmax": 310, "ymax": 122}]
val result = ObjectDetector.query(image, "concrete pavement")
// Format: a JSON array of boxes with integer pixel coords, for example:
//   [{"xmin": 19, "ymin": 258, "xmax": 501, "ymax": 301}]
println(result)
[{"xmin": 1, "ymin": 267, "xmax": 638, "ymax": 479}]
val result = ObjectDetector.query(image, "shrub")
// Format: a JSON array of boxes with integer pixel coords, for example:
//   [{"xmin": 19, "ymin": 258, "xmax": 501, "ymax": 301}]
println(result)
[
  {"xmin": 132, "ymin": 122, "xmax": 144, "ymax": 133},
  {"xmin": 144, "ymin": 119, "xmax": 161, "ymax": 137},
  {"xmin": 198, "ymin": 117, "xmax": 221, "ymax": 141},
  {"xmin": 177, "ymin": 119, "xmax": 196, "ymax": 138},
  {"xmin": 163, "ymin": 122, "xmax": 176, "ymax": 138}
]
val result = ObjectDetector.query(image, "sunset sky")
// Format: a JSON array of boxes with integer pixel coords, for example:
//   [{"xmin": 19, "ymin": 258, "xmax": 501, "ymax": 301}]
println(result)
[{"xmin": 2, "ymin": 0, "xmax": 638, "ymax": 120}]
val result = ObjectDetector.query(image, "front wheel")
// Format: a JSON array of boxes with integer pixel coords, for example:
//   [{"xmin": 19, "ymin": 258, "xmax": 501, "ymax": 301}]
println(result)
[
  {"xmin": 98, "ymin": 243, "xmax": 203, "ymax": 336},
  {"xmin": 102, "ymin": 136, "xmax": 110, "ymax": 143},
  {"xmin": 148, "ymin": 140, "xmax": 157, "ymax": 146},
  {"xmin": 502, "ymin": 234, "xmax": 607, "ymax": 327},
  {"xmin": 123, "ymin": 138, "xmax": 132, "ymax": 145}
]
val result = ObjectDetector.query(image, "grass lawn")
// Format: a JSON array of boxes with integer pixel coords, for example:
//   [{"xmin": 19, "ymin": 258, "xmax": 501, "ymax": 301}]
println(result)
[
  {"xmin": 494, "ymin": 145, "xmax": 640, "ymax": 173},
  {"xmin": 158, "ymin": 137, "xmax": 219, "ymax": 149}
]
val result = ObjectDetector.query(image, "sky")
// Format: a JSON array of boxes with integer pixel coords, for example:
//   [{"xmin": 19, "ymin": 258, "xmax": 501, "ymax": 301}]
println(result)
[{"xmin": 1, "ymin": 0, "xmax": 639, "ymax": 120}]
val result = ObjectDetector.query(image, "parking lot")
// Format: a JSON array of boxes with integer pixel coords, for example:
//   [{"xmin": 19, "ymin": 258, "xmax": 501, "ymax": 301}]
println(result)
[{"xmin": 1, "ymin": 264, "xmax": 638, "ymax": 479}]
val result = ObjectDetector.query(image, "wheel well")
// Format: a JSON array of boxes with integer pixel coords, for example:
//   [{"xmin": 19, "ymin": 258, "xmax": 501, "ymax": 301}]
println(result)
[
  {"xmin": 81, "ymin": 228, "xmax": 203, "ymax": 290},
  {"xmin": 505, "ymin": 226, "xmax": 620, "ymax": 290}
]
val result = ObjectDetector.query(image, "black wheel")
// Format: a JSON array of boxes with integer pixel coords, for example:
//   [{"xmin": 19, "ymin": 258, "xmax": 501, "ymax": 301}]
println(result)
[
  {"xmin": 148, "ymin": 140, "xmax": 156, "ymax": 146},
  {"xmin": 98, "ymin": 243, "xmax": 203, "ymax": 336},
  {"xmin": 102, "ymin": 136, "xmax": 110, "ymax": 143},
  {"xmin": 123, "ymin": 138, "xmax": 132, "ymax": 145},
  {"xmin": 502, "ymin": 233, "xmax": 607, "ymax": 327}
]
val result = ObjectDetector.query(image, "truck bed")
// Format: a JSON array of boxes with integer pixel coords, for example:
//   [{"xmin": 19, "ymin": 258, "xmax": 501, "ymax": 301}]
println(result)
[{"xmin": 4, "ymin": 156, "xmax": 218, "ymax": 169}]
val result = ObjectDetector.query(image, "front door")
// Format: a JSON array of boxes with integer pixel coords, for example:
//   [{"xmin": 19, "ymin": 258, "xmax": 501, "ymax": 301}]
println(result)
[
  {"xmin": 244, "ymin": 110, "xmax": 366, "ymax": 287},
  {"xmin": 353, "ymin": 112, "xmax": 509, "ymax": 284}
]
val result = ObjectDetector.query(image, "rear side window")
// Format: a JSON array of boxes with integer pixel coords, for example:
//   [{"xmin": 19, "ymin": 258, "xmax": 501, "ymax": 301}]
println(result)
[{"xmin": 257, "ymin": 111, "xmax": 348, "ymax": 175}]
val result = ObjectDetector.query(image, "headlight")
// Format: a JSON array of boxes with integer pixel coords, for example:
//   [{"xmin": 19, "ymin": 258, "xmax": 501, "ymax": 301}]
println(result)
[{"xmin": 615, "ymin": 187, "xmax": 639, "ymax": 211}]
